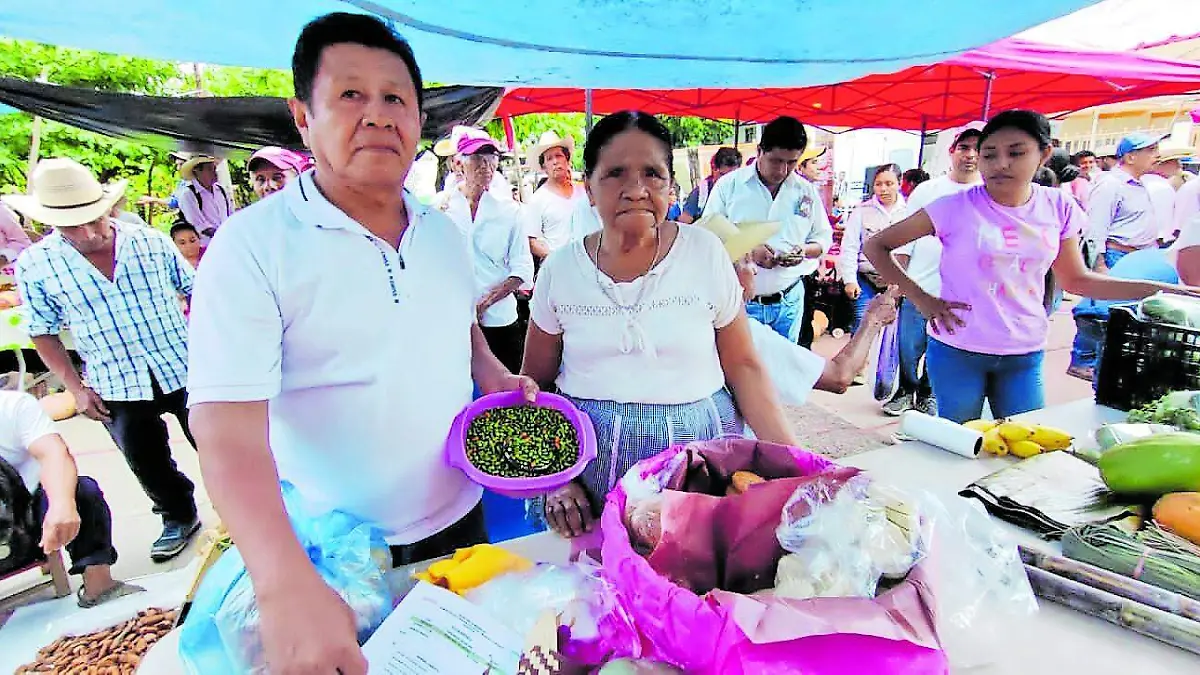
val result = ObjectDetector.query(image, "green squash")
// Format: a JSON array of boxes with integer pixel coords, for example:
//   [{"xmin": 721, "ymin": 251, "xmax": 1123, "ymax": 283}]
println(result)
[{"xmin": 1099, "ymin": 432, "xmax": 1200, "ymax": 496}]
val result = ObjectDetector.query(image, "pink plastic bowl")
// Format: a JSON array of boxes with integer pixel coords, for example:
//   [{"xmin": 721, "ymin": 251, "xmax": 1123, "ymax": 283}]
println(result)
[{"xmin": 446, "ymin": 391, "xmax": 597, "ymax": 499}]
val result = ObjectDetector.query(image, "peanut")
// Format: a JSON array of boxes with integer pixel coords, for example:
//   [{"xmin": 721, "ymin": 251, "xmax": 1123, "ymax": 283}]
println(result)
[{"xmin": 17, "ymin": 608, "xmax": 179, "ymax": 674}]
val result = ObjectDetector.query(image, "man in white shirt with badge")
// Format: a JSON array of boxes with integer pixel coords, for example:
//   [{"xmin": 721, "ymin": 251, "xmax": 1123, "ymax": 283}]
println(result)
[
  {"xmin": 186, "ymin": 14, "xmax": 535, "ymax": 675},
  {"xmin": 1087, "ymin": 133, "xmax": 1165, "ymax": 271},
  {"xmin": 891, "ymin": 123, "xmax": 984, "ymax": 416},
  {"xmin": 436, "ymin": 130, "xmax": 535, "ymax": 373},
  {"xmin": 703, "ymin": 116, "xmax": 833, "ymax": 343}
]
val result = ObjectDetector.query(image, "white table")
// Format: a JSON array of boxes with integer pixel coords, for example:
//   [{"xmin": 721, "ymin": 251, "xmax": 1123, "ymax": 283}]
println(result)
[
  {"xmin": 124, "ymin": 401, "xmax": 1200, "ymax": 673},
  {"xmin": 843, "ymin": 400, "xmax": 1195, "ymax": 674}
]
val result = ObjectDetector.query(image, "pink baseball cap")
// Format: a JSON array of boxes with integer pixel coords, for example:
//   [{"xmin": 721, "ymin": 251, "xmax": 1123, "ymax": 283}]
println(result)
[
  {"xmin": 457, "ymin": 130, "xmax": 502, "ymax": 156},
  {"xmin": 248, "ymin": 147, "xmax": 312, "ymax": 173}
]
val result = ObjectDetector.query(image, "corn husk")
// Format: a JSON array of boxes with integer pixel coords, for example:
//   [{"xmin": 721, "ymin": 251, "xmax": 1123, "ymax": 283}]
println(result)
[{"xmin": 1024, "ymin": 565, "xmax": 1200, "ymax": 655}]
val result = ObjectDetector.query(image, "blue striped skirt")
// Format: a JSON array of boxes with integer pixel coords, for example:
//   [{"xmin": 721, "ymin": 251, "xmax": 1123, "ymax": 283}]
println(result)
[{"xmin": 561, "ymin": 388, "xmax": 743, "ymax": 516}]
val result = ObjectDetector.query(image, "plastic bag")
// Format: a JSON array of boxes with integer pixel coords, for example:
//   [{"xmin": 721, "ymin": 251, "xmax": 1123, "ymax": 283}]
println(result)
[
  {"xmin": 178, "ymin": 483, "xmax": 394, "ymax": 674},
  {"xmin": 598, "ymin": 440, "xmax": 948, "ymax": 675},
  {"xmin": 916, "ymin": 493, "xmax": 1038, "ymax": 669},
  {"xmin": 870, "ymin": 322, "xmax": 901, "ymax": 403},
  {"xmin": 774, "ymin": 474, "xmax": 923, "ymax": 600},
  {"xmin": 465, "ymin": 563, "xmax": 639, "ymax": 666}
]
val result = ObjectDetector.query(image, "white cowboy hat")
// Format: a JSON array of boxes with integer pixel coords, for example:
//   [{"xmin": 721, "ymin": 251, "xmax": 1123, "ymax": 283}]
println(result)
[
  {"xmin": 180, "ymin": 154, "xmax": 219, "ymax": 181},
  {"xmin": 1156, "ymin": 145, "xmax": 1195, "ymax": 164},
  {"xmin": 525, "ymin": 130, "xmax": 576, "ymax": 169},
  {"xmin": 693, "ymin": 213, "xmax": 780, "ymax": 261},
  {"xmin": 2, "ymin": 158, "xmax": 128, "ymax": 228}
]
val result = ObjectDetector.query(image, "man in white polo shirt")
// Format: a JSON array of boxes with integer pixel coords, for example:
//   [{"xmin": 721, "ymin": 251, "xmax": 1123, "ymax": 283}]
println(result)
[
  {"xmin": 186, "ymin": 14, "xmax": 535, "ymax": 675},
  {"xmin": 703, "ymin": 116, "xmax": 833, "ymax": 343}
]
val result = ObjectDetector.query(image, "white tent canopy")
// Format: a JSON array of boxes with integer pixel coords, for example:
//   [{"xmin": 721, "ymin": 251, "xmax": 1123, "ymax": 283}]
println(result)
[
  {"xmin": 0, "ymin": 0, "xmax": 1102, "ymax": 88},
  {"xmin": 1019, "ymin": 0, "xmax": 1200, "ymax": 51}
]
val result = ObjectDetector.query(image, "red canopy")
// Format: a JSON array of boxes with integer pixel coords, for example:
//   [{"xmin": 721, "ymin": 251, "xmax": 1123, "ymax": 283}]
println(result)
[{"xmin": 495, "ymin": 38, "xmax": 1200, "ymax": 131}]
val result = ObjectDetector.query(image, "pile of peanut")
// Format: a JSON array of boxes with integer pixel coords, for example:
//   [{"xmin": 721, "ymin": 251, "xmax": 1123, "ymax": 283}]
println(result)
[{"xmin": 17, "ymin": 607, "xmax": 178, "ymax": 674}]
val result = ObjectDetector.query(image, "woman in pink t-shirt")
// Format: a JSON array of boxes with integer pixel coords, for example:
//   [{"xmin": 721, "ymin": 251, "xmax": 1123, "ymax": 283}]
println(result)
[{"xmin": 865, "ymin": 110, "xmax": 1200, "ymax": 422}]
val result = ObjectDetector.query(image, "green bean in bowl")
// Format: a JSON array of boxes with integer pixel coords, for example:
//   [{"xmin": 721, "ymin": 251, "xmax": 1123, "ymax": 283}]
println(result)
[{"xmin": 464, "ymin": 405, "xmax": 580, "ymax": 478}]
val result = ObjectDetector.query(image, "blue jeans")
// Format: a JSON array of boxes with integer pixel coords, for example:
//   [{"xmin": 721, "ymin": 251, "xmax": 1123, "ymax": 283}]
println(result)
[
  {"xmin": 1069, "ymin": 298, "xmax": 1108, "ymax": 373},
  {"xmin": 925, "ymin": 339, "xmax": 1045, "ymax": 423},
  {"xmin": 747, "ymin": 280, "xmax": 805, "ymax": 343},
  {"xmin": 898, "ymin": 299, "xmax": 931, "ymax": 398},
  {"xmin": 1104, "ymin": 248, "xmax": 1129, "ymax": 270},
  {"xmin": 851, "ymin": 274, "xmax": 879, "ymax": 333}
]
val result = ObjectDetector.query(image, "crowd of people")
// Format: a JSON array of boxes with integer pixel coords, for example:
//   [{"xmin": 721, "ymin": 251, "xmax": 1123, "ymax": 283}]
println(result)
[{"xmin": 0, "ymin": 10, "xmax": 1199, "ymax": 673}]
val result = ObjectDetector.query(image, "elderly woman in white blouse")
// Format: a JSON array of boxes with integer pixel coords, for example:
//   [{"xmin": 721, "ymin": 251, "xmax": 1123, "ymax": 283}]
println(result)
[{"xmin": 522, "ymin": 111, "xmax": 796, "ymax": 538}]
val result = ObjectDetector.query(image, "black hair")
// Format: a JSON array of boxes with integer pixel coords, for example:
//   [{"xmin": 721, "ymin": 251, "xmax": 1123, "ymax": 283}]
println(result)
[
  {"xmin": 979, "ymin": 110, "xmax": 1053, "ymax": 151},
  {"xmin": 170, "ymin": 223, "xmax": 198, "ymax": 239},
  {"xmin": 873, "ymin": 163, "xmax": 901, "ymax": 181},
  {"xmin": 758, "ymin": 116, "xmax": 808, "ymax": 153},
  {"xmin": 1047, "ymin": 148, "xmax": 1080, "ymax": 184},
  {"xmin": 1071, "ymin": 150, "xmax": 1096, "ymax": 165},
  {"xmin": 582, "ymin": 111, "xmax": 675, "ymax": 179},
  {"xmin": 1033, "ymin": 166, "xmax": 1058, "ymax": 187},
  {"xmin": 902, "ymin": 168, "xmax": 930, "ymax": 185},
  {"xmin": 539, "ymin": 145, "xmax": 571, "ymax": 168},
  {"xmin": 712, "ymin": 146, "xmax": 743, "ymax": 168},
  {"xmin": 292, "ymin": 12, "xmax": 424, "ymax": 108}
]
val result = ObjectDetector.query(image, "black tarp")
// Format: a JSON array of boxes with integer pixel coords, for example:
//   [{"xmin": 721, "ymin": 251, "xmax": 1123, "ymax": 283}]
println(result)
[{"xmin": 0, "ymin": 77, "xmax": 505, "ymax": 152}]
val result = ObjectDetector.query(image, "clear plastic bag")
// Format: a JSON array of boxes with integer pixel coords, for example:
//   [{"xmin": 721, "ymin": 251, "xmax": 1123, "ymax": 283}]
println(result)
[
  {"xmin": 178, "ymin": 483, "xmax": 395, "ymax": 674},
  {"xmin": 916, "ymin": 494, "xmax": 1038, "ymax": 669},
  {"xmin": 775, "ymin": 473, "xmax": 923, "ymax": 600},
  {"xmin": 465, "ymin": 563, "xmax": 638, "ymax": 666}
]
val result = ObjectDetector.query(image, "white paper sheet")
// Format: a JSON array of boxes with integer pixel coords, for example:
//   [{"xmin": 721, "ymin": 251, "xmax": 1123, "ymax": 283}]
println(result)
[{"xmin": 363, "ymin": 581, "xmax": 522, "ymax": 675}]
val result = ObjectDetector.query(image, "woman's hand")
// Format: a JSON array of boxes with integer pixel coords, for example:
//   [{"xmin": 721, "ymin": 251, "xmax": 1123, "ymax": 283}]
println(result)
[
  {"xmin": 844, "ymin": 281, "xmax": 861, "ymax": 300},
  {"xmin": 481, "ymin": 372, "xmax": 539, "ymax": 403},
  {"xmin": 912, "ymin": 292, "xmax": 970, "ymax": 335},
  {"xmin": 544, "ymin": 481, "xmax": 594, "ymax": 538}
]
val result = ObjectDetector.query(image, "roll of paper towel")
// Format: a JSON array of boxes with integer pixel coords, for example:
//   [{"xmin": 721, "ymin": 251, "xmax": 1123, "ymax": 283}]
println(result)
[{"xmin": 899, "ymin": 411, "xmax": 983, "ymax": 458}]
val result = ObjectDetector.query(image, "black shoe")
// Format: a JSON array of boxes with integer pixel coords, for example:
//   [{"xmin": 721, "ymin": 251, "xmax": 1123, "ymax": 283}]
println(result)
[
  {"xmin": 881, "ymin": 392, "xmax": 914, "ymax": 417},
  {"xmin": 151, "ymin": 518, "xmax": 201, "ymax": 562},
  {"xmin": 913, "ymin": 395, "xmax": 938, "ymax": 417}
]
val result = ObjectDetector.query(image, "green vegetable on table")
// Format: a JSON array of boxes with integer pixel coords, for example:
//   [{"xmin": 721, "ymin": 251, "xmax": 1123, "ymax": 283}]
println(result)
[
  {"xmin": 1098, "ymin": 432, "xmax": 1200, "ymax": 496},
  {"xmin": 465, "ymin": 405, "xmax": 579, "ymax": 478},
  {"xmin": 1139, "ymin": 293, "xmax": 1200, "ymax": 329},
  {"xmin": 1127, "ymin": 391, "xmax": 1200, "ymax": 432}
]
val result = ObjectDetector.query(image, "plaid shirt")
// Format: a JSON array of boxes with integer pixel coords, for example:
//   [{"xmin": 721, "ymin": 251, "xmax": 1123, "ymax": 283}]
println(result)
[{"xmin": 15, "ymin": 221, "xmax": 193, "ymax": 401}]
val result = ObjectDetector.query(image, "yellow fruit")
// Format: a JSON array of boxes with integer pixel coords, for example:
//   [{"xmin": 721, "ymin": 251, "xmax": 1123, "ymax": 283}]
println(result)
[
  {"xmin": 982, "ymin": 428, "xmax": 1009, "ymax": 456},
  {"xmin": 997, "ymin": 421, "xmax": 1035, "ymax": 443},
  {"xmin": 963, "ymin": 419, "xmax": 998, "ymax": 433},
  {"xmin": 1009, "ymin": 440, "xmax": 1044, "ymax": 459},
  {"xmin": 1028, "ymin": 424, "xmax": 1073, "ymax": 451}
]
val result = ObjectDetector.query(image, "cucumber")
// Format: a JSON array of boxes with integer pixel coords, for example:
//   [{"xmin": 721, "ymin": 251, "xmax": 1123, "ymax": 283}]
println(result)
[{"xmin": 1098, "ymin": 432, "xmax": 1200, "ymax": 496}]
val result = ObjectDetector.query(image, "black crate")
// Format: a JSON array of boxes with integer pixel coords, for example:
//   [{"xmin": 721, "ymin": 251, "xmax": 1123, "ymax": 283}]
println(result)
[{"xmin": 1095, "ymin": 305, "xmax": 1200, "ymax": 410}]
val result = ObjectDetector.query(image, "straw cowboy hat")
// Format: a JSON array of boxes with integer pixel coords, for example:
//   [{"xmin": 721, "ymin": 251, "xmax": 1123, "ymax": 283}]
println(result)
[
  {"xmin": 526, "ymin": 130, "xmax": 576, "ymax": 169},
  {"xmin": 2, "ymin": 158, "xmax": 128, "ymax": 228},
  {"xmin": 1156, "ymin": 145, "xmax": 1195, "ymax": 164},
  {"xmin": 693, "ymin": 213, "xmax": 780, "ymax": 261},
  {"xmin": 800, "ymin": 145, "xmax": 827, "ymax": 163},
  {"xmin": 179, "ymin": 155, "xmax": 219, "ymax": 181}
]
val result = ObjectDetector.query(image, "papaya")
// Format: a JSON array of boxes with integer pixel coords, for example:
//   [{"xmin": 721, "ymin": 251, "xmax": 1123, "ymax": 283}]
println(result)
[
  {"xmin": 1153, "ymin": 492, "xmax": 1200, "ymax": 546},
  {"xmin": 1098, "ymin": 432, "xmax": 1200, "ymax": 496}
]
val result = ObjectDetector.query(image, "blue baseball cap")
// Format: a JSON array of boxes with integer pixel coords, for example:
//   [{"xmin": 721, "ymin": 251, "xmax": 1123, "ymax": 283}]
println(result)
[{"xmin": 1116, "ymin": 133, "xmax": 1168, "ymax": 158}]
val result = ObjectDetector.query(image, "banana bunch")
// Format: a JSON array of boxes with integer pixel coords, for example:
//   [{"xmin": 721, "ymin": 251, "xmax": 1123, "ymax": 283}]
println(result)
[{"xmin": 963, "ymin": 419, "xmax": 1073, "ymax": 458}]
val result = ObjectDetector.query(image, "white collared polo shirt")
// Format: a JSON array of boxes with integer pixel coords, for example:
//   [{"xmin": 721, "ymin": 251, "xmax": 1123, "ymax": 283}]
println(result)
[
  {"xmin": 187, "ymin": 171, "xmax": 480, "ymax": 544},
  {"xmin": 702, "ymin": 166, "xmax": 833, "ymax": 296}
]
